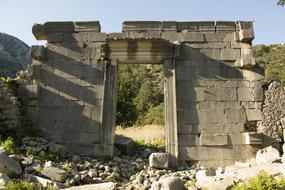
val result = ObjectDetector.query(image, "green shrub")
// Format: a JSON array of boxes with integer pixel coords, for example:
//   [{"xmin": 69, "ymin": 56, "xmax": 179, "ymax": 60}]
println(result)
[
  {"xmin": 1, "ymin": 137, "xmax": 17, "ymax": 154},
  {"xmin": 139, "ymin": 103, "xmax": 164, "ymax": 125},
  {"xmin": 0, "ymin": 76, "xmax": 13, "ymax": 84},
  {"xmin": 135, "ymin": 139, "xmax": 165, "ymax": 150},
  {"xmin": 232, "ymin": 171, "xmax": 285, "ymax": 190},
  {"xmin": 6, "ymin": 180, "xmax": 36, "ymax": 190}
]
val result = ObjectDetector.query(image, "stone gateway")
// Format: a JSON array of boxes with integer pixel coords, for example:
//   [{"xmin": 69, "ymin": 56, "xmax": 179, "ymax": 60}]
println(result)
[{"xmin": 20, "ymin": 20, "xmax": 264, "ymax": 167}]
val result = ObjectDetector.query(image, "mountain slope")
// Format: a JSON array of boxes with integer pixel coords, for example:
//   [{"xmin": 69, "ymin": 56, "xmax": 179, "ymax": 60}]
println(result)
[
  {"xmin": 0, "ymin": 32, "xmax": 31, "ymax": 77},
  {"xmin": 253, "ymin": 44, "xmax": 285, "ymax": 85}
]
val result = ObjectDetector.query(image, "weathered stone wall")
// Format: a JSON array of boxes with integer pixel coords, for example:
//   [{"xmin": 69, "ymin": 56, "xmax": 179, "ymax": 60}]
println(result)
[
  {"xmin": 258, "ymin": 81, "xmax": 285, "ymax": 139},
  {"xmin": 20, "ymin": 20, "xmax": 264, "ymax": 166},
  {"xmin": 169, "ymin": 21, "xmax": 264, "ymax": 166},
  {"xmin": 0, "ymin": 80, "xmax": 22, "ymax": 134},
  {"xmin": 20, "ymin": 22, "xmax": 112, "ymax": 156}
]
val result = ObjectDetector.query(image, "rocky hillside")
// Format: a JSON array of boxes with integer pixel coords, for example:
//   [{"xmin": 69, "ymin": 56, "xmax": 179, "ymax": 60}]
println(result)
[
  {"xmin": 0, "ymin": 32, "xmax": 31, "ymax": 77},
  {"xmin": 253, "ymin": 43, "xmax": 285, "ymax": 85}
]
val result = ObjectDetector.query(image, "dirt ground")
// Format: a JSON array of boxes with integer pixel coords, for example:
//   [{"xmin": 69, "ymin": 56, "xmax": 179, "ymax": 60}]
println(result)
[{"xmin": 115, "ymin": 125, "xmax": 165, "ymax": 143}]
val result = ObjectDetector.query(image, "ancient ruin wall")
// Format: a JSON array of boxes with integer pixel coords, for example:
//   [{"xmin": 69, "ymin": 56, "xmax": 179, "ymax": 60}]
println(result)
[
  {"xmin": 0, "ymin": 80, "xmax": 22, "ymax": 134},
  {"xmin": 20, "ymin": 22, "xmax": 112, "ymax": 156},
  {"xmin": 171, "ymin": 21, "xmax": 264, "ymax": 166},
  {"xmin": 20, "ymin": 20, "xmax": 264, "ymax": 166}
]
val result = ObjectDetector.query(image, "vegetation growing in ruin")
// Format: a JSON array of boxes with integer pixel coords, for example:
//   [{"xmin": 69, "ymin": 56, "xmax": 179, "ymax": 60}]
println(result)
[
  {"xmin": 278, "ymin": 0, "xmax": 285, "ymax": 6},
  {"xmin": 134, "ymin": 139, "xmax": 165, "ymax": 151},
  {"xmin": 1, "ymin": 137, "xmax": 17, "ymax": 154},
  {"xmin": 116, "ymin": 44, "xmax": 285, "ymax": 127},
  {"xmin": 253, "ymin": 44, "xmax": 285, "ymax": 85},
  {"xmin": 117, "ymin": 64, "xmax": 164, "ymax": 127},
  {"xmin": 6, "ymin": 180, "xmax": 37, "ymax": 190},
  {"xmin": 232, "ymin": 171, "xmax": 285, "ymax": 190}
]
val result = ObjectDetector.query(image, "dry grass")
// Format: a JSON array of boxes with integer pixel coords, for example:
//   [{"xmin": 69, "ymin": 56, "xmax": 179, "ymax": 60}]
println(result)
[{"xmin": 115, "ymin": 125, "xmax": 165, "ymax": 143}]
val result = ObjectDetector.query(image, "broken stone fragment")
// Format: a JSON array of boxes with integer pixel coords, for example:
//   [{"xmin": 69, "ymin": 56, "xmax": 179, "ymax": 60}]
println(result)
[
  {"xmin": 0, "ymin": 155, "xmax": 22, "ymax": 176},
  {"xmin": 114, "ymin": 135, "xmax": 135, "ymax": 155},
  {"xmin": 149, "ymin": 153, "xmax": 169, "ymax": 169},
  {"xmin": 41, "ymin": 165, "xmax": 68, "ymax": 183},
  {"xmin": 30, "ymin": 45, "xmax": 46, "ymax": 61},
  {"xmin": 32, "ymin": 24, "xmax": 47, "ymax": 40},
  {"xmin": 47, "ymin": 142, "xmax": 68, "ymax": 158},
  {"xmin": 255, "ymin": 146, "xmax": 280, "ymax": 164},
  {"xmin": 63, "ymin": 182, "xmax": 117, "ymax": 190}
]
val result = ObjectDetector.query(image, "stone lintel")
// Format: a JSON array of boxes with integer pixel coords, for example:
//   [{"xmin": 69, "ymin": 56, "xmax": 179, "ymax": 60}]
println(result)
[{"xmin": 122, "ymin": 21, "xmax": 163, "ymax": 32}]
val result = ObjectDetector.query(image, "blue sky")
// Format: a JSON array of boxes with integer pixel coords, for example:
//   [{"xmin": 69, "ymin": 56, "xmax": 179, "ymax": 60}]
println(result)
[{"xmin": 0, "ymin": 0, "xmax": 284, "ymax": 46}]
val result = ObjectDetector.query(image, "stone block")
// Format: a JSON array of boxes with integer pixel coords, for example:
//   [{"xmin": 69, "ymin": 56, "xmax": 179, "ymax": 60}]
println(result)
[
  {"xmin": 124, "ymin": 31, "xmax": 162, "ymax": 39},
  {"xmin": 188, "ymin": 42, "xmax": 230, "ymax": 49},
  {"xmin": 255, "ymin": 146, "xmax": 280, "ymax": 164},
  {"xmin": 203, "ymin": 87, "xmax": 237, "ymax": 101},
  {"xmin": 200, "ymin": 49, "xmax": 221, "ymax": 60},
  {"xmin": 149, "ymin": 153, "xmax": 169, "ymax": 169},
  {"xmin": 253, "ymin": 86, "xmax": 264, "ymax": 101},
  {"xmin": 25, "ymin": 84, "xmax": 38, "ymax": 99},
  {"xmin": 75, "ymin": 21, "xmax": 101, "ymax": 32},
  {"xmin": 235, "ymin": 48, "xmax": 256, "ymax": 68},
  {"xmin": 0, "ymin": 155, "xmax": 22, "ymax": 176},
  {"xmin": 246, "ymin": 109, "xmax": 262, "ymax": 121},
  {"xmin": 122, "ymin": 21, "xmax": 163, "ymax": 32},
  {"xmin": 203, "ymin": 32, "xmax": 234, "ymax": 42},
  {"xmin": 108, "ymin": 32, "xmax": 126, "ymax": 39},
  {"xmin": 30, "ymin": 45, "xmax": 46, "ymax": 60},
  {"xmin": 44, "ymin": 22, "xmax": 75, "ymax": 33},
  {"xmin": 181, "ymin": 32, "xmax": 204, "ymax": 42},
  {"xmin": 179, "ymin": 145, "xmax": 247, "ymax": 161},
  {"xmin": 242, "ymin": 67, "xmax": 265, "ymax": 81},
  {"xmin": 41, "ymin": 165, "xmax": 68, "ymax": 182},
  {"xmin": 200, "ymin": 134, "xmax": 228, "ymax": 146},
  {"xmin": 177, "ymin": 21, "xmax": 215, "ymax": 32},
  {"xmin": 220, "ymin": 49, "xmax": 240, "ymax": 61},
  {"xmin": 32, "ymin": 23, "xmax": 47, "ymax": 40},
  {"xmin": 47, "ymin": 33, "xmax": 63, "ymax": 43},
  {"xmin": 178, "ymin": 134, "xmax": 200, "ymax": 146},
  {"xmin": 162, "ymin": 21, "xmax": 177, "ymax": 31},
  {"xmin": 197, "ymin": 109, "xmax": 225, "ymax": 124},
  {"xmin": 114, "ymin": 135, "xmax": 135, "ymax": 155},
  {"xmin": 235, "ymin": 57, "xmax": 256, "ymax": 68},
  {"xmin": 225, "ymin": 109, "xmax": 246, "ymax": 124},
  {"xmin": 243, "ymin": 132, "xmax": 262, "ymax": 145},
  {"xmin": 231, "ymin": 42, "xmax": 252, "ymax": 49},
  {"xmin": 216, "ymin": 21, "xmax": 236, "ymax": 32},
  {"xmin": 237, "ymin": 87, "xmax": 254, "ymax": 101},
  {"xmin": 236, "ymin": 21, "xmax": 254, "ymax": 42}
]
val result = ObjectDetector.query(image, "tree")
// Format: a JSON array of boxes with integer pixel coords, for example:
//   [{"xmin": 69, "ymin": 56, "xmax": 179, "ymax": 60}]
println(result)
[{"xmin": 278, "ymin": 0, "xmax": 285, "ymax": 6}]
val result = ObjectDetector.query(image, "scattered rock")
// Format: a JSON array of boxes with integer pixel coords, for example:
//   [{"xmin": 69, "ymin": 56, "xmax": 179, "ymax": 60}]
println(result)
[
  {"xmin": 255, "ymin": 146, "xmax": 280, "ymax": 164},
  {"xmin": 211, "ymin": 176, "xmax": 234, "ymax": 190},
  {"xmin": 0, "ymin": 173, "xmax": 10, "ymax": 189},
  {"xmin": 257, "ymin": 81, "xmax": 285, "ymax": 139},
  {"xmin": 149, "ymin": 153, "xmax": 168, "ymax": 169},
  {"xmin": 115, "ymin": 135, "xmax": 136, "ymax": 155},
  {"xmin": 47, "ymin": 142, "xmax": 68, "ymax": 158},
  {"xmin": 63, "ymin": 182, "xmax": 117, "ymax": 190},
  {"xmin": 159, "ymin": 177, "xmax": 185, "ymax": 190},
  {"xmin": 0, "ymin": 147, "xmax": 7, "ymax": 155},
  {"xmin": 25, "ymin": 174, "xmax": 65, "ymax": 189},
  {"xmin": 41, "ymin": 165, "xmax": 68, "ymax": 183},
  {"xmin": 0, "ymin": 154, "xmax": 22, "ymax": 176},
  {"xmin": 195, "ymin": 170, "xmax": 207, "ymax": 180}
]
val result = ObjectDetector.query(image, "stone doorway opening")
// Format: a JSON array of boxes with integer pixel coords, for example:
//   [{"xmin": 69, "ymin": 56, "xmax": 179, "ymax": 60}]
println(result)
[
  {"xmin": 114, "ymin": 63, "xmax": 165, "ymax": 154},
  {"xmin": 107, "ymin": 38, "xmax": 178, "ymax": 166}
]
